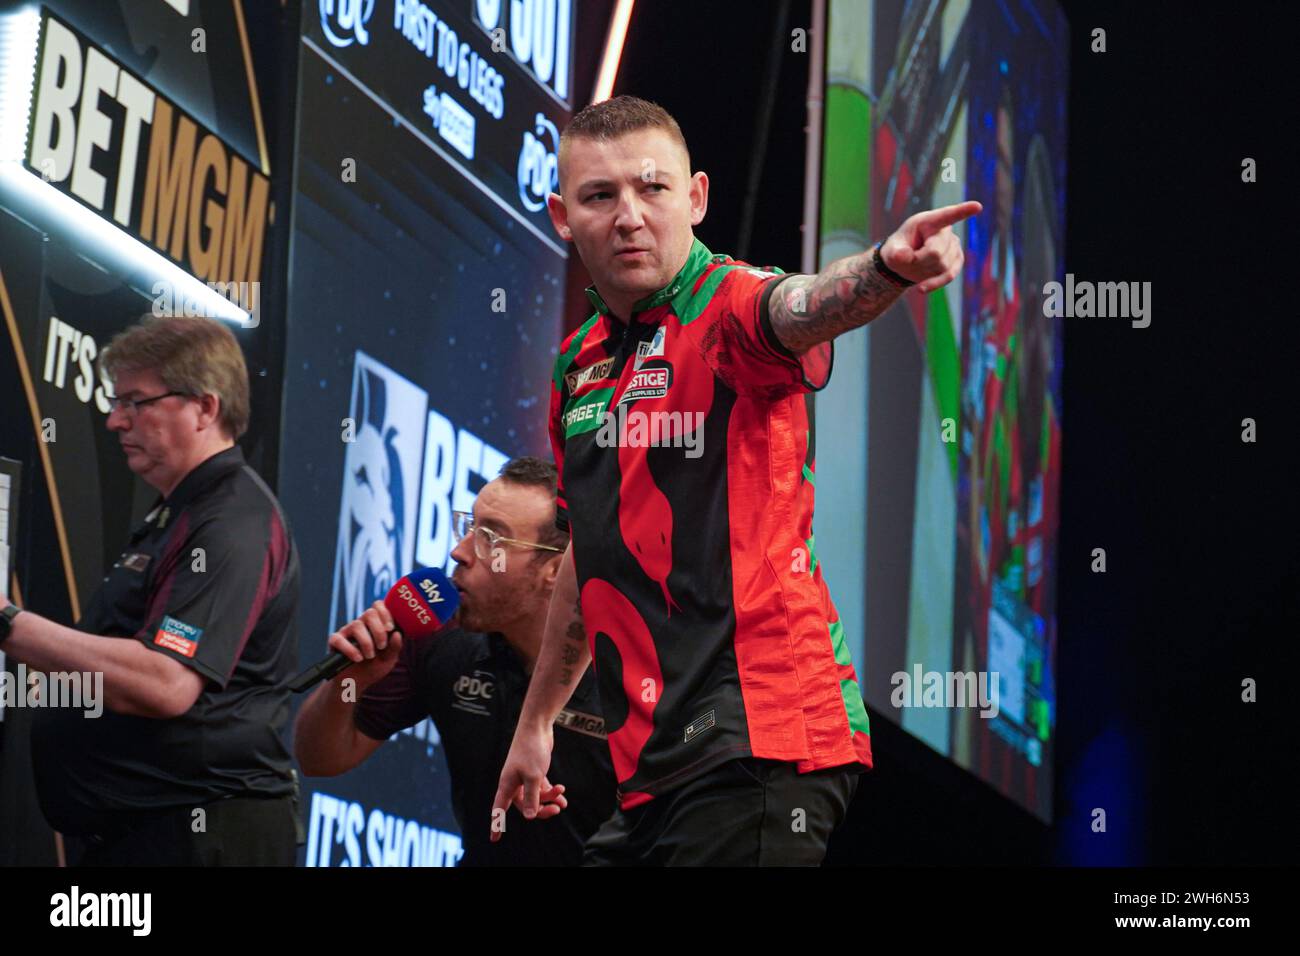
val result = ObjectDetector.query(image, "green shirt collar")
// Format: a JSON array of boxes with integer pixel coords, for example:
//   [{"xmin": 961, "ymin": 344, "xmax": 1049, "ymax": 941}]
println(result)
[{"xmin": 584, "ymin": 237, "xmax": 714, "ymax": 320}]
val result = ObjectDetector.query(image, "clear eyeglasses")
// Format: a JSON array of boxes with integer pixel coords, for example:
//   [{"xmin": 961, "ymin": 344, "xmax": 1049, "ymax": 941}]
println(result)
[{"xmin": 451, "ymin": 510, "xmax": 564, "ymax": 560}]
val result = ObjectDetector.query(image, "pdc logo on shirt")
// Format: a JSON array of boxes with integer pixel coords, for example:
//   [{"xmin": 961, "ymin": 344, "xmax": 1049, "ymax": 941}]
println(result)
[
  {"xmin": 617, "ymin": 365, "xmax": 672, "ymax": 405},
  {"xmin": 451, "ymin": 670, "xmax": 494, "ymax": 716}
]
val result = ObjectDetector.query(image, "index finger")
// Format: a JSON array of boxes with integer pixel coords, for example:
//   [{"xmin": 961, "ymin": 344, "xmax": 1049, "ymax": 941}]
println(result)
[
  {"xmin": 521, "ymin": 775, "xmax": 542, "ymax": 819},
  {"xmin": 327, "ymin": 629, "xmax": 364, "ymax": 662},
  {"xmin": 915, "ymin": 200, "xmax": 983, "ymax": 232},
  {"xmin": 489, "ymin": 781, "xmax": 514, "ymax": 843}
]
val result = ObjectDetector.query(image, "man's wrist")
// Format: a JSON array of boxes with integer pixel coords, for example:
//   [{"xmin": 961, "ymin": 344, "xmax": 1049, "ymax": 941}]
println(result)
[
  {"xmin": 0, "ymin": 602, "xmax": 22, "ymax": 646},
  {"xmin": 872, "ymin": 240, "xmax": 915, "ymax": 288},
  {"xmin": 517, "ymin": 705, "xmax": 556, "ymax": 735},
  {"xmin": 327, "ymin": 671, "xmax": 369, "ymax": 701}
]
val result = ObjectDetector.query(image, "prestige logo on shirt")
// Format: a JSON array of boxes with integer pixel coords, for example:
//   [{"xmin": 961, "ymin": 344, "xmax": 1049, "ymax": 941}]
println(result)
[
  {"xmin": 617, "ymin": 366, "xmax": 672, "ymax": 405},
  {"xmin": 153, "ymin": 615, "xmax": 204, "ymax": 658}
]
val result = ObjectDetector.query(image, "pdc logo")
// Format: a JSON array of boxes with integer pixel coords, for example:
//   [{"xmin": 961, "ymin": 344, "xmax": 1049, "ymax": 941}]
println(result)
[
  {"xmin": 517, "ymin": 112, "xmax": 559, "ymax": 213},
  {"xmin": 320, "ymin": 0, "xmax": 374, "ymax": 48},
  {"xmin": 452, "ymin": 670, "xmax": 495, "ymax": 714}
]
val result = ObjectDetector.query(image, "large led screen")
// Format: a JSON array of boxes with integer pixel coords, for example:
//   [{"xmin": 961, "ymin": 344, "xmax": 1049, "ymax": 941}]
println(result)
[{"xmin": 815, "ymin": 0, "xmax": 1067, "ymax": 821}]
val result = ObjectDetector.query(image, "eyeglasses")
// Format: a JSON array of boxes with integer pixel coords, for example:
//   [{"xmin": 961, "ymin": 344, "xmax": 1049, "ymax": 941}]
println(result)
[
  {"xmin": 108, "ymin": 391, "xmax": 191, "ymax": 415},
  {"xmin": 451, "ymin": 510, "xmax": 564, "ymax": 561}
]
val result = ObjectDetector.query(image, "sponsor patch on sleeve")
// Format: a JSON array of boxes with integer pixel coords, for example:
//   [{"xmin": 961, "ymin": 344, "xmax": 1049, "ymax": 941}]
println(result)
[
  {"xmin": 554, "ymin": 708, "xmax": 607, "ymax": 740},
  {"xmin": 153, "ymin": 615, "xmax": 204, "ymax": 658}
]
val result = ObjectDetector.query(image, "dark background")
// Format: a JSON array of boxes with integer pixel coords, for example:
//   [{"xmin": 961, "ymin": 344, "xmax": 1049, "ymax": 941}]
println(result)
[{"xmin": 610, "ymin": 0, "xmax": 1295, "ymax": 864}]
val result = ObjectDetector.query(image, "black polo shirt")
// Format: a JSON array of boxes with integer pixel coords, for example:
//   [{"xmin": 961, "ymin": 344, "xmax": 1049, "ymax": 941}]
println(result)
[
  {"xmin": 354, "ymin": 628, "xmax": 615, "ymax": 866},
  {"xmin": 31, "ymin": 446, "xmax": 301, "ymax": 836}
]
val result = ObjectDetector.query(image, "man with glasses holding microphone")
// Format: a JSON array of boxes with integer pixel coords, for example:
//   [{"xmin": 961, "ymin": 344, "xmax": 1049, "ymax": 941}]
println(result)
[
  {"xmin": 0, "ymin": 314, "xmax": 302, "ymax": 865},
  {"xmin": 293, "ymin": 456, "xmax": 615, "ymax": 866}
]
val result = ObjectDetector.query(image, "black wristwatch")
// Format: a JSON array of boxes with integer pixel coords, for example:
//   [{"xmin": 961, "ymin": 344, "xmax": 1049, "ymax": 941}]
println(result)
[
  {"xmin": 873, "ymin": 240, "xmax": 915, "ymax": 288},
  {"xmin": 0, "ymin": 603, "xmax": 21, "ymax": 645}
]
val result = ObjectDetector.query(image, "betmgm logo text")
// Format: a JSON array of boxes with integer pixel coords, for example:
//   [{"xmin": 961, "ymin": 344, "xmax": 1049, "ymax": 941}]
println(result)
[
  {"xmin": 25, "ymin": 13, "xmax": 270, "ymax": 295},
  {"xmin": 320, "ymin": 0, "xmax": 374, "ymax": 48},
  {"xmin": 306, "ymin": 790, "xmax": 462, "ymax": 867},
  {"xmin": 330, "ymin": 352, "xmax": 507, "ymax": 752}
]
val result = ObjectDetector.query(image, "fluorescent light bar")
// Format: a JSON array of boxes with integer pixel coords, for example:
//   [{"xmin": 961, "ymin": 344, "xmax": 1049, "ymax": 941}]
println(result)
[
  {"xmin": 0, "ymin": 164, "xmax": 254, "ymax": 327},
  {"xmin": 591, "ymin": 0, "xmax": 635, "ymax": 105},
  {"xmin": 0, "ymin": 6, "xmax": 40, "ymax": 164}
]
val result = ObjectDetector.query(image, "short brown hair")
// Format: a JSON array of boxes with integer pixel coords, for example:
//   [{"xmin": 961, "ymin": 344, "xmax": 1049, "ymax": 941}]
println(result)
[
  {"xmin": 498, "ymin": 456, "xmax": 567, "ymax": 552},
  {"xmin": 100, "ymin": 315, "xmax": 250, "ymax": 440},
  {"xmin": 558, "ymin": 95, "xmax": 690, "ymax": 193}
]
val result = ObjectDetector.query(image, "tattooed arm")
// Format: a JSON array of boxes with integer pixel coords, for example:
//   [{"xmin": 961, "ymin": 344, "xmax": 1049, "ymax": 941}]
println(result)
[
  {"xmin": 767, "ymin": 248, "xmax": 909, "ymax": 354},
  {"xmin": 768, "ymin": 200, "xmax": 982, "ymax": 355},
  {"xmin": 529, "ymin": 541, "xmax": 589, "ymax": 696},
  {"xmin": 491, "ymin": 542, "xmax": 585, "ymax": 837}
]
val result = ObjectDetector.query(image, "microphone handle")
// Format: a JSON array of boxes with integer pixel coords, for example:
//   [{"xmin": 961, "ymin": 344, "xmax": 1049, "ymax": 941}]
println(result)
[{"xmin": 286, "ymin": 650, "xmax": 354, "ymax": 694}]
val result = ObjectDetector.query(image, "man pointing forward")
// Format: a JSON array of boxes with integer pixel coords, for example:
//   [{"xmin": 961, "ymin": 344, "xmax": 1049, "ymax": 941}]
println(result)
[{"xmin": 494, "ymin": 95, "xmax": 980, "ymax": 865}]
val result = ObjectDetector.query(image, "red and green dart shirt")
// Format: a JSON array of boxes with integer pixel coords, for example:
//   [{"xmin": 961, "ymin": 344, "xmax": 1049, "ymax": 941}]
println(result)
[{"xmin": 549, "ymin": 238, "xmax": 873, "ymax": 809}]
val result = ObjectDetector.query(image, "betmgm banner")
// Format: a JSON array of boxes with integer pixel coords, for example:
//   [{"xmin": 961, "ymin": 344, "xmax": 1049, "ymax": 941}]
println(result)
[{"xmin": 22, "ymin": 10, "xmax": 270, "ymax": 294}]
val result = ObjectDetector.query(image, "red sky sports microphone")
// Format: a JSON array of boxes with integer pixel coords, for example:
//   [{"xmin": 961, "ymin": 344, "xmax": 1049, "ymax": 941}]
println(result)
[{"xmin": 288, "ymin": 567, "xmax": 459, "ymax": 693}]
